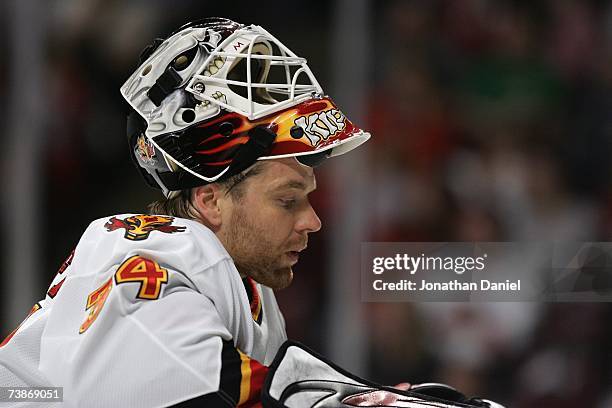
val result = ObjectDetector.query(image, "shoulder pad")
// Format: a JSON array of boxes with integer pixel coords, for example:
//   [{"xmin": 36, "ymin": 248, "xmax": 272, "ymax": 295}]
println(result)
[{"xmin": 80, "ymin": 214, "xmax": 230, "ymax": 276}]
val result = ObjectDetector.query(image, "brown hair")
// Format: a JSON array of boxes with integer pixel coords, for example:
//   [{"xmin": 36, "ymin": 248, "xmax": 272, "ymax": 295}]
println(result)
[{"xmin": 147, "ymin": 162, "xmax": 266, "ymax": 219}]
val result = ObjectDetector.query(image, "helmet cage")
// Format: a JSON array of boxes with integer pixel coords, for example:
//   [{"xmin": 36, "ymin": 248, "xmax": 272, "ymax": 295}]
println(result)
[{"xmin": 185, "ymin": 25, "xmax": 323, "ymax": 121}]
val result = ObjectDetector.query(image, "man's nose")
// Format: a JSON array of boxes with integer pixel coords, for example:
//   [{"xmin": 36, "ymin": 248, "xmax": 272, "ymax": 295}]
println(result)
[{"xmin": 296, "ymin": 203, "xmax": 322, "ymax": 234}]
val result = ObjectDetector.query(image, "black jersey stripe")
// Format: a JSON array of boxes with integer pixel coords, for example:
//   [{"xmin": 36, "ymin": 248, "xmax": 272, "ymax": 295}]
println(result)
[{"xmin": 219, "ymin": 339, "xmax": 242, "ymax": 405}]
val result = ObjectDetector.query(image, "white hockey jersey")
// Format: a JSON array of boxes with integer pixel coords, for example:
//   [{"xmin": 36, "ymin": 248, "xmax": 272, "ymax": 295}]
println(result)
[{"xmin": 0, "ymin": 214, "xmax": 287, "ymax": 407}]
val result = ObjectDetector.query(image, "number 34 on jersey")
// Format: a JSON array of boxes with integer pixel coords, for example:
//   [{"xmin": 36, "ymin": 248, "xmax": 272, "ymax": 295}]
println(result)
[{"xmin": 79, "ymin": 256, "xmax": 168, "ymax": 334}]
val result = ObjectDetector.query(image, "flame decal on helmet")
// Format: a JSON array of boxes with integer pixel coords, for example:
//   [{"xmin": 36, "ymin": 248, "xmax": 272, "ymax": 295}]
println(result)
[
  {"xmin": 197, "ymin": 136, "xmax": 249, "ymax": 155},
  {"xmin": 171, "ymin": 97, "xmax": 360, "ymax": 179}
]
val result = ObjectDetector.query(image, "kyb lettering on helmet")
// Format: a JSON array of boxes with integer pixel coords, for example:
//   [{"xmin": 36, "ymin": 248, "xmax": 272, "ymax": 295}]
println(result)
[{"xmin": 293, "ymin": 109, "xmax": 346, "ymax": 147}]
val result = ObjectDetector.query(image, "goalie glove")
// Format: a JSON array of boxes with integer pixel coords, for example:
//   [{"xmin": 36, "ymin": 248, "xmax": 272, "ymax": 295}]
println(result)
[{"xmin": 262, "ymin": 341, "xmax": 504, "ymax": 408}]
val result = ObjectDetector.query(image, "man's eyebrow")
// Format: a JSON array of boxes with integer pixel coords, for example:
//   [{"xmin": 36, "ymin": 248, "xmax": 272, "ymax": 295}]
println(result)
[{"xmin": 272, "ymin": 179, "xmax": 316, "ymax": 192}]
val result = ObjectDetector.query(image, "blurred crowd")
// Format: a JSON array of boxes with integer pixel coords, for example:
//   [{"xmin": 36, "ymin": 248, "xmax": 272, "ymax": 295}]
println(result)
[
  {"xmin": 360, "ymin": 1, "xmax": 612, "ymax": 406},
  {"xmin": 294, "ymin": 1, "xmax": 612, "ymax": 406},
  {"xmin": 1, "ymin": 0, "xmax": 611, "ymax": 406}
]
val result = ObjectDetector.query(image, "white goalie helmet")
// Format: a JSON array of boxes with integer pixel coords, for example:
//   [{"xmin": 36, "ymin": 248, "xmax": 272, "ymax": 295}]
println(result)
[{"xmin": 120, "ymin": 18, "xmax": 370, "ymax": 197}]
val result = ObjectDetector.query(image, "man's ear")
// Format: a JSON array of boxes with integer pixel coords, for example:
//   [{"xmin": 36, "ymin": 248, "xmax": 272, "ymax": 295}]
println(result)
[{"xmin": 192, "ymin": 184, "xmax": 225, "ymax": 230}]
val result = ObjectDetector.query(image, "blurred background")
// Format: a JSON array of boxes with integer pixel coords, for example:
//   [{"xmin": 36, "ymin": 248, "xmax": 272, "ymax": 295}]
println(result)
[{"xmin": 1, "ymin": 0, "xmax": 612, "ymax": 406}]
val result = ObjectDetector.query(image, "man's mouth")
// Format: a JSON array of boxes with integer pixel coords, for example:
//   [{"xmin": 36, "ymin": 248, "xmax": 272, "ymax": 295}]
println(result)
[
  {"xmin": 286, "ymin": 250, "xmax": 301, "ymax": 263},
  {"xmin": 285, "ymin": 241, "xmax": 307, "ymax": 264}
]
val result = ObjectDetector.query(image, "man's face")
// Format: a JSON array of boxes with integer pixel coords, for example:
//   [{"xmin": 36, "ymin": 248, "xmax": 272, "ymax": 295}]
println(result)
[{"xmin": 217, "ymin": 158, "xmax": 322, "ymax": 290}]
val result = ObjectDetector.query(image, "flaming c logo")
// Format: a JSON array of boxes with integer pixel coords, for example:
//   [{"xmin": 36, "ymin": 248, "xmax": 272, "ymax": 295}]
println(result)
[
  {"xmin": 105, "ymin": 215, "xmax": 186, "ymax": 241},
  {"xmin": 136, "ymin": 135, "xmax": 156, "ymax": 164}
]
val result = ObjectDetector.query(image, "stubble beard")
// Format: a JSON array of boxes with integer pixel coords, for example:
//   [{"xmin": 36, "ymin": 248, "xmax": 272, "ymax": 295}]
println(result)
[{"xmin": 221, "ymin": 206, "xmax": 293, "ymax": 290}]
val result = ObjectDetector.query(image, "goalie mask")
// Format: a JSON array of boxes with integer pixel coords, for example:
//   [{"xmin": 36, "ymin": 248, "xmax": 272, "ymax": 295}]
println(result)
[{"xmin": 120, "ymin": 18, "xmax": 370, "ymax": 197}]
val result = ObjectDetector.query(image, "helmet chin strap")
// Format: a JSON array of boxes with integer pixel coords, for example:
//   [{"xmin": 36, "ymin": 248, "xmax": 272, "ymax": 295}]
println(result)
[
  {"xmin": 226, "ymin": 126, "xmax": 276, "ymax": 176},
  {"xmin": 158, "ymin": 125, "xmax": 276, "ymax": 193}
]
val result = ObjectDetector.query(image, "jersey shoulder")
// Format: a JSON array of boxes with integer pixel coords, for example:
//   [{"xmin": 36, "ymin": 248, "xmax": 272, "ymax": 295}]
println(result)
[{"xmin": 77, "ymin": 213, "xmax": 230, "ymax": 277}]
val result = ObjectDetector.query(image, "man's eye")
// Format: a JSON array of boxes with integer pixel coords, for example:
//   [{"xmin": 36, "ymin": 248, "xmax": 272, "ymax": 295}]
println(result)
[{"xmin": 279, "ymin": 199, "xmax": 296, "ymax": 209}]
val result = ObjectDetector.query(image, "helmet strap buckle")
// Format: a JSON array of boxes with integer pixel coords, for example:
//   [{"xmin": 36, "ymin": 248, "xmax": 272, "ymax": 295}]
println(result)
[{"xmin": 147, "ymin": 66, "xmax": 183, "ymax": 106}]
